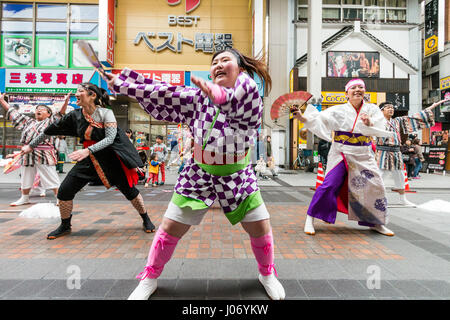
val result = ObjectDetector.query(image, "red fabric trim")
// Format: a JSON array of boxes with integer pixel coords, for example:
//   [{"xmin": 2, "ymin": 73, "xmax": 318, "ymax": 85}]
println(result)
[
  {"xmin": 117, "ymin": 155, "xmax": 138, "ymax": 188},
  {"xmin": 350, "ymin": 101, "xmax": 364, "ymax": 133},
  {"xmin": 336, "ymin": 153, "xmax": 349, "ymax": 215}
]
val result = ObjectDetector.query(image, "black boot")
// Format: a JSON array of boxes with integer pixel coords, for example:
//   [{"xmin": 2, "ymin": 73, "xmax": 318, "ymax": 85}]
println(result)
[
  {"xmin": 47, "ymin": 215, "xmax": 72, "ymax": 240},
  {"xmin": 140, "ymin": 213, "xmax": 156, "ymax": 233}
]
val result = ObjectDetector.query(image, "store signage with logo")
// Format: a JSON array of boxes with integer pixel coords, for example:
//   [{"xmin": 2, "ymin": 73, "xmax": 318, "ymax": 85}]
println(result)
[
  {"xmin": 5, "ymin": 69, "xmax": 96, "ymax": 93},
  {"xmin": 386, "ymin": 92, "xmax": 409, "ymax": 111},
  {"xmin": 98, "ymin": 0, "xmax": 115, "ymax": 67},
  {"xmin": 321, "ymin": 92, "xmax": 377, "ymax": 105},
  {"xmin": 8, "ymin": 94, "xmax": 77, "ymax": 113},
  {"xmin": 426, "ymin": 145, "xmax": 448, "ymax": 171},
  {"xmin": 134, "ymin": 0, "xmax": 233, "ymax": 54},
  {"xmin": 424, "ymin": 0, "xmax": 444, "ymax": 57},
  {"xmin": 440, "ymin": 76, "xmax": 450, "ymax": 112},
  {"xmin": 112, "ymin": 70, "xmax": 185, "ymax": 86},
  {"xmin": 440, "ymin": 76, "xmax": 450, "ymax": 90}
]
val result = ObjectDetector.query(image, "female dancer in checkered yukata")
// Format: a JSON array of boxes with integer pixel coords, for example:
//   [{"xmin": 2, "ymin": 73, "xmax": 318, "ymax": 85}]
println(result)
[
  {"xmin": 103, "ymin": 48, "xmax": 286, "ymax": 300},
  {"xmin": 294, "ymin": 79, "xmax": 396, "ymax": 237}
]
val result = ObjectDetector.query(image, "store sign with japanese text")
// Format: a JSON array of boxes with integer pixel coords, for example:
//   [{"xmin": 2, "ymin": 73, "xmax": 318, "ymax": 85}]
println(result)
[
  {"xmin": 321, "ymin": 91, "xmax": 377, "ymax": 105},
  {"xmin": 424, "ymin": 0, "xmax": 444, "ymax": 57},
  {"xmin": 5, "ymin": 69, "xmax": 96, "ymax": 93},
  {"xmin": 112, "ymin": 70, "xmax": 185, "ymax": 86},
  {"xmin": 134, "ymin": 0, "xmax": 232, "ymax": 54}
]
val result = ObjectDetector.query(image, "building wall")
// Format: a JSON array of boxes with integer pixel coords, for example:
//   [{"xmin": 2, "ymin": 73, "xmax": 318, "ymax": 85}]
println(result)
[{"xmin": 114, "ymin": 0, "xmax": 252, "ymax": 71}]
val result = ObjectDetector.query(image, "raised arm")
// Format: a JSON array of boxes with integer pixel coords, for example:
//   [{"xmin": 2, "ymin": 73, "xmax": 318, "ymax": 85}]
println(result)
[
  {"xmin": 103, "ymin": 68, "xmax": 199, "ymax": 124},
  {"xmin": 0, "ymin": 92, "xmax": 10, "ymax": 112}
]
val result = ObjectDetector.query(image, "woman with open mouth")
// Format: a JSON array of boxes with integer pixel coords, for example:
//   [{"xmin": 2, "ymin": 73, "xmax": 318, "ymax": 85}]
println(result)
[
  {"xmin": 103, "ymin": 48, "xmax": 286, "ymax": 300},
  {"xmin": 294, "ymin": 78, "xmax": 397, "ymax": 237}
]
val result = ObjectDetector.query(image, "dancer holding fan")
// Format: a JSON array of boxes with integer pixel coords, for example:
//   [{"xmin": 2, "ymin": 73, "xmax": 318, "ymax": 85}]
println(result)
[
  {"xmin": 103, "ymin": 48, "xmax": 286, "ymax": 300},
  {"xmin": 293, "ymin": 79, "xmax": 396, "ymax": 236}
]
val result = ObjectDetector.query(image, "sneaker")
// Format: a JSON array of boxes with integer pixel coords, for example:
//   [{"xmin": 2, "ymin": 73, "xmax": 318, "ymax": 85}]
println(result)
[
  {"xmin": 400, "ymin": 198, "xmax": 416, "ymax": 207},
  {"xmin": 128, "ymin": 278, "xmax": 157, "ymax": 300},
  {"xmin": 159, "ymin": 182, "xmax": 165, "ymax": 186},
  {"xmin": 144, "ymin": 183, "xmax": 149, "ymax": 188},
  {"xmin": 258, "ymin": 273, "xmax": 286, "ymax": 300},
  {"xmin": 10, "ymin": 196, "xmax": 31, "ymax": 207},
  {"xmin": 40, "ymin": 192, "xmax": 46, "ymax": 197},
  {"xmin": 152, "ymin": 183, "xmax": 157, "ymax": 187}
]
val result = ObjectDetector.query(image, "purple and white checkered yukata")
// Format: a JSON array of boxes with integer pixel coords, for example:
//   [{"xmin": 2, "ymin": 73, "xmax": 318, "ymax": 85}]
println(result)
[{"xmin": 112, "ymin": 68, "xmax": 267, "ymax": 225}]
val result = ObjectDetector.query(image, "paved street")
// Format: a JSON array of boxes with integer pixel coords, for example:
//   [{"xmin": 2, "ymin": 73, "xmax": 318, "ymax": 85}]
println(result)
[{"xmin": 0, "ymin": 164, "xmax": 450, "ymax": 301}]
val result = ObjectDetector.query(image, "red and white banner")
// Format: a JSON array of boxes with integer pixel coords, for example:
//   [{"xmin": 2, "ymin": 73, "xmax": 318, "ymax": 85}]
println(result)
[{"xmin": 112, "ymin": 69, "xmax": 185, "ymax": 85}]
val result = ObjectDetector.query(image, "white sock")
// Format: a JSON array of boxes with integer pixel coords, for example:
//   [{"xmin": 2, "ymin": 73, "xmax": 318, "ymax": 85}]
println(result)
[
  {"xmin": 258, "ymin": 274, "xmax": 286, "ymax": 300},
  {"xmin": 127, "ymin": 278, "xmax": 157, "ymax": 300},
  {"xmin": 304, "ymin": 215, "xmax": 315, "ymax": 235}
]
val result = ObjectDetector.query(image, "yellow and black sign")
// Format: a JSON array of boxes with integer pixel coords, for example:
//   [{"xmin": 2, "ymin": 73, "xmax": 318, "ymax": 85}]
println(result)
[{"xmin": 425, "ymin": 35, "xmax": 438, "ymax": 57}]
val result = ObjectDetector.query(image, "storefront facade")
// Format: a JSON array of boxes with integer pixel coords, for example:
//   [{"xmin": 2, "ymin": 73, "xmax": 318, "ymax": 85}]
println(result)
[
  {"xmin": 1, "ymin": 0, "xmax": 258, "ymax": 159},
  {"xmin": 0, "ymin": 0, "xmax": 100, "ymax": 156},
  {"xmin": 264, "ymin": 0, "xmax": 423, "ymax": 168}
]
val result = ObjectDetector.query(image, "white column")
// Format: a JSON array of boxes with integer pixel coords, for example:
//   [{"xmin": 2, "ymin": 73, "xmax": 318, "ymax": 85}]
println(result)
[{"xmin": 306, "ymin": 0, "xmax": 322, "ymax": 149}]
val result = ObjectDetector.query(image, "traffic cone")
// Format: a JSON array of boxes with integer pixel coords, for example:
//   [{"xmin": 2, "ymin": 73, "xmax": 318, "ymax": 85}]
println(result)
[
  {"xmin": 310, "ymin": 162, "xmax": 324, "ymax": 191},
  {"xmin": 403, "ymin": 163, "xmax": 416, "ymax": 193}
]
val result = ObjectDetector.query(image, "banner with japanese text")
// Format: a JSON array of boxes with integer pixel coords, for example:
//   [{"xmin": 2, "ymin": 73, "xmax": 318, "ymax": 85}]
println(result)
[{"xmin": 4, "ymin": 68, "xmax": 98, "ymax": 93}]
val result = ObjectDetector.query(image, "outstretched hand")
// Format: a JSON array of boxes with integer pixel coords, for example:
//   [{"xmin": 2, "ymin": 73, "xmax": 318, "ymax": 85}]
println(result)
[
  {"xmin": 429, "ymin": 99, "xmax": 449, "ymax": 110},
  {"xmin": 292, "ymin": 110, "xmax": 307, "ymax": 123},
  {"xmin": 191, "ymin": 75, "xmax": 214, "ymax": 101},
  {"xmin": 97, "ymin": 68, "xmax": 117, "ymax": 90}
]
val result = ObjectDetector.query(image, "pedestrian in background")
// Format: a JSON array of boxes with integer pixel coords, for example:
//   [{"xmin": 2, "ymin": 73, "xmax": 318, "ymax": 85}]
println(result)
[
  {"xmin": 54, "ymin": 136, "xmax": 68, "ymax": 174},
  {"xmin": 145, "ymin": 153, "xmax": 160, "ymax": 188},
  {"xmin": 401, "ymin": 139, "xmax": 416, "ymax": 179},
  {"xmin": 150, "ymin": 135, "xmax": 168, "ymax": 185},
  {"xmin": 412, "ymin": 138, "xmax": 424, "ymax": 179}
]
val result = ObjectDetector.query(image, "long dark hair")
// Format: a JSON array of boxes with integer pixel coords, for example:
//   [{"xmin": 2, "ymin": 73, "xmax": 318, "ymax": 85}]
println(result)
[
  {"xmin": 211, "ymin": 48, "xmax": 272, "ymax": 94},
  {"xmin": 79, "ymin": 82, "xmax": 110, "ymax": 107}
]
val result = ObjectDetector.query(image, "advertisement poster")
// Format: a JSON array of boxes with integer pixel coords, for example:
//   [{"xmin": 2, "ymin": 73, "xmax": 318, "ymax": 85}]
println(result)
[
  {"xmin": 2, "ymin": 37, "xmax": 32, "ymax": 66},
  {"xmin": 327, "ymin": 51, "xmax": 380, "ymax": 78},
  {"xmin": 425, "ymin": 144, "xmax": 448, "ymax": 171}
]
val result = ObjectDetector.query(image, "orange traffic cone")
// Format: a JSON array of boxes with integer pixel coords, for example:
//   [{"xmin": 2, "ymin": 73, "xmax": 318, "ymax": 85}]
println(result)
[
  {"xmin": 310, "ymin": 162, "xmax": 324, "ymax": 191},
  {"xmin": 403, "ymin": 163, "xmax": 416, "ymax": 193}
]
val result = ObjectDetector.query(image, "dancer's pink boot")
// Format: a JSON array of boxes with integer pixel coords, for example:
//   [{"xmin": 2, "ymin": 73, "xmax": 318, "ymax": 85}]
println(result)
[
  {"xmin": 128, "ymin": 227, "xmax": 180, "ymax": 300},
  {"xmin": 250, "ymin": 230, "xmax": 285, "ymax": 300}
]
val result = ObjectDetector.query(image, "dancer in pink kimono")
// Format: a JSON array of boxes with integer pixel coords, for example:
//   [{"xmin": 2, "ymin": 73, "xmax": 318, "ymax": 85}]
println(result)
[{"xmin": 294, "ymin": 79, "xmax": 396, "ymax": 236}]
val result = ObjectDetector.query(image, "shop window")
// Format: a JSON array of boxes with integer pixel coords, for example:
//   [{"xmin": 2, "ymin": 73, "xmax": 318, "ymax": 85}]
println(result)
[
  {"xmin": 365, "ymin": 0, "xmax": 385, "ymax": 6},
  {"xmin": 386, "ymin": 0, "xmax": 406, "ymax": 8},
  {"xmin": 324, "ymin": 0, "xmax": 341, "ymax": 4},
  {"xmin": 386, "ymin": 9, "xmax": 406, "ymax": 21},
  {"xmin": 37, "ymin": 4, "xmax": 67, "ymax": 19},
  {"xmin": 365, "ymin": 8, "xmax": 385, "ymax": 22},
  {"xmin": 1, "ymin": 21, "xmax": 33, "ymax": 67},
  {"xmin": 1, "ymin": 3, "xmax": 32, "ymax": 18},
  {"xmin": 343, "ymin": 8, "xmax": 363, "ymax": 20},
  {"xmin": 323, "ymin": 8, "xmax": 341, "ymax": 20},
  {"xmin": 342, "ymin": 0, "xmax": 362, "ymax": 4},
  {"xmin": 0, "ymin": 2, "xmax": 98, "ymax": 68}
]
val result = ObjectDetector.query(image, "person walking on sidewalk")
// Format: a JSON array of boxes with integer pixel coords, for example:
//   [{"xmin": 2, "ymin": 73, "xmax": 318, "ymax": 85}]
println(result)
[
  {"xmin": 24, "ymin": 82, "xmax": 155, "ymax": 239},
  {"xmin": 144, "ymin": 153, "xmax": 160, "ymax": 187},
  {"xmin": 376, "ymin": 100, "xmax": 444, "ymax": 206},
  {"xmin": 294, "ymin": 78, "xmax": 396, "ymax": 237},
  {"xmin": 0, "ymin": 93, "xmax": 70, "ymax": 206},
  {"xmin": 412, "ymin": 138, "xmax": 424, "ymax": 179},
  {"xmin": 104, "ymin": 47, "xmax": 286, "ymax": 300},
  {"xmin": 150, "ymin": 135, "xmax": 168, "ymax": 185},
  {"xmin": 54, "ymin": 136, "xmax": 68, "ymax": 174}
]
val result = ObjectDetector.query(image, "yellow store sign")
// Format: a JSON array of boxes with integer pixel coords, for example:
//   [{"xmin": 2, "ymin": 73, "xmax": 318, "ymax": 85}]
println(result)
[
  {"xmin": 321, "ymin": 91, "xmax": 377, "ymax": 105},
  {"xmin": 440, "ymin": 76, "xmax": 450, "ymax": 90}
]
